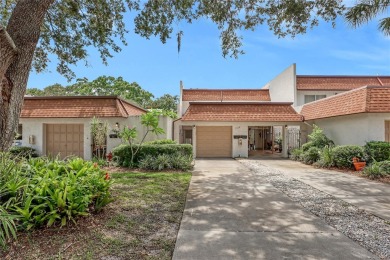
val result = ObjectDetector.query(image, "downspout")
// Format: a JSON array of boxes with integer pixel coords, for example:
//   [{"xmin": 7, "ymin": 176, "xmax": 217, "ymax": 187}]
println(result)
[{"xmin": 172, "ymin": 117, "xmax": 182, "ymax": 142}]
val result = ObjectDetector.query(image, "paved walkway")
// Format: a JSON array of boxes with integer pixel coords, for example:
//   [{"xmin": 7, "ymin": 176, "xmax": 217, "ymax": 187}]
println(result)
[
  {"xmin": 173, "ymin": 159, "xmax": 376, "ymax": 260},
  {"xmin": 255, "ymin": 158, "xmax": 390, "ymax": 221}
]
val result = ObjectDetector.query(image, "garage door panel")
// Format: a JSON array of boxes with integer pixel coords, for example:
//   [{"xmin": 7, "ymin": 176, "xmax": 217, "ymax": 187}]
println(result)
[
  {"xmin": 196, "ymin": 126, "xmax": 232, "ymax": 157},
  {"xmin": 46, "ymin": 124, "xmax": 84, "ymax": 159}
]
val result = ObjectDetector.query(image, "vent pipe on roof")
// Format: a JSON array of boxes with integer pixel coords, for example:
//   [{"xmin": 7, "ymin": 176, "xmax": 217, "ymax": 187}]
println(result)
[{"xmin": 220, "ymin": 91, "xmax": 223, "ymax": 102}]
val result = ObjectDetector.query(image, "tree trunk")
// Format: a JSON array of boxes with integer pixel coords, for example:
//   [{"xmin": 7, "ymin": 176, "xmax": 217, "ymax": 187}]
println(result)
[{"xmin": 0, "ymin": 0, "xmax": 53, "ymax": 151}]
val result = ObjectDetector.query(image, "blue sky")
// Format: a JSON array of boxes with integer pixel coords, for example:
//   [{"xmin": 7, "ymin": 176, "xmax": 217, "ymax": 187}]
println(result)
[{"xmin": 27, "ymin": 13, "xmax": 390, "ymax": 99}]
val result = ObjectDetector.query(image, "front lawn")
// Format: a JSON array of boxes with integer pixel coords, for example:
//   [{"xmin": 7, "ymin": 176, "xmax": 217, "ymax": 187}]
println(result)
[{"xmin": 1, "ymin": 172, "xmax": 191, "ymax": 259}]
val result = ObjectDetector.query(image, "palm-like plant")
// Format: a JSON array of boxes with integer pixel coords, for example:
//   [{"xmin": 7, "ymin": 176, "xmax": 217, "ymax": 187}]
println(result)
[
  {"xmin": 0, "ymin": 206, "xmax": 17, "ymax": 248},
  {"xmin": 345, "ymin": 0, "xmax": 390, "ymax": 35}
]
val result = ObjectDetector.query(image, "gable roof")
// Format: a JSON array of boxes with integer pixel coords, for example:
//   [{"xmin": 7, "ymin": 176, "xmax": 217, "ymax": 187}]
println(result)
[
  {"xmin": 21, "ymin": 96, "xmax": 147, "ymax": 118},
  {"xmin": 182, "ymin": 89, "xmax": 271, "ymax": 101},
  {"xmin": 182, "ymin": 102, "xmax": 303, "ymax": 122},
  {"xmin": 301, "ymin": 86, "xmax": 390, "ymax": 120},
  {"xmin": 296, "ymin": 76, "xmax": 390, "ymax": 91}
]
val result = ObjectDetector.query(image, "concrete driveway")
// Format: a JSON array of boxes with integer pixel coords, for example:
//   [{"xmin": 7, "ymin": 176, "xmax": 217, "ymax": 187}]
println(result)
[{"xmin": 173, "ymin": 159, "xmax": 376, "ymax": 260}]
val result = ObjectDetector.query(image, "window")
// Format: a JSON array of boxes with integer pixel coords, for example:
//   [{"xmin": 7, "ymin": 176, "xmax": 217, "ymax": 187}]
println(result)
[
  {"xmin": 184, "ymin": 130, "xmax": 192, "ymax": 144},
  {"xmin": 304, "ymin": 95, "xmax": 326, "ymax": 104}
]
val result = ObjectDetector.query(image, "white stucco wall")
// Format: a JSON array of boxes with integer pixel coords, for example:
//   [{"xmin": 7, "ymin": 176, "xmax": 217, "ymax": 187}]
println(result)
[
  {"xmin": 19, "ymin": 115, "xmax": 173, "ymax": 160},
  {"xmin": 181, "ymin": 101, "xmax": 190, "ymax": 117},
  {"xmin": 263, "ymin": 64, "xmax": 296, "ymax": 105},
  {"xmin": 296, "ymin": 90, "xmax": 347, "ymax": 106},
  {"xmin": 174, "ymin": 120, "xmax": 303, "ymax": 158},
  {"xmin": 307, "ymin": 113, "xmax": 390, "ymax": 146}
]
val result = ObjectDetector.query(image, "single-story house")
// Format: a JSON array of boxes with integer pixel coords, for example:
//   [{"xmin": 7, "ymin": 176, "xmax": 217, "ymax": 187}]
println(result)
[{"xmin": 16, "ymin": 96, "xmax": 173, "ymax": 160}]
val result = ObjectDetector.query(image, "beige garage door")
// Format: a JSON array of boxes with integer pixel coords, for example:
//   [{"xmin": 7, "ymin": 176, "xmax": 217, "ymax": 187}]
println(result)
[
  {"xmin": 196, "ymin": 126, "xmax": 232, "ymax": 157},
  {"xmin": 46, "ymin": 124, "xmax": 84, "ymax": 159},
  {"xmin": 386, "ymin": 121, "xmax": 390, "ymax": 142}
]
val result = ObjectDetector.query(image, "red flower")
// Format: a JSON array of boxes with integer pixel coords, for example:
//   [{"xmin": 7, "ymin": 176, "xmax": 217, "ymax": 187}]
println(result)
[{"xmin": 105, "ymin": 172, "xmax": 110, "ymax": 180}]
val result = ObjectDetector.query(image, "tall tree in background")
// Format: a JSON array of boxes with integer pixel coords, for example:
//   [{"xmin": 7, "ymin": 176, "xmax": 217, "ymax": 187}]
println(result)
[
  {"xmin": 66, "ymin": 76, "xmax": 154, "ymax": 107},
  {"xmin": 26, "ymin": 76, "xmax": 154, "ymax": 108},
  {"xmin": 3, "ymin": 0, "xmax": 384, "ymax": 151},
  {"xmin": 345, "ymin": 0, "xmax": 390, "ymax": 35},
  {"xmin": 149, "ymin": 94, "xmax": 179, "ymax": 112}
]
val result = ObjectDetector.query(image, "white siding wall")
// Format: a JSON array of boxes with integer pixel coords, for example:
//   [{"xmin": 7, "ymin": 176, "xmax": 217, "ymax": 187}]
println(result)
[
  {"xmin": 307, "ymin": 113, "xmax": 390, "ymax": 146},
  {"xmin": 181, "ymin": 101, "xmax": 190, "ymax": 117},
  {"xmin": 263, "ymin": 64, "xmax": 296, "ymax": 105},
  {"xmin": 19, "ymin": 115, "xmax": 173, "ymax": 160}
]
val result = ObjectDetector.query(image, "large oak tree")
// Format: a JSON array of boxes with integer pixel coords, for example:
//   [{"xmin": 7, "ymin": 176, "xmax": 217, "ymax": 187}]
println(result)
[{"xmin": 1, "ymin": 0, "xmax": 385, "ymax": 151}]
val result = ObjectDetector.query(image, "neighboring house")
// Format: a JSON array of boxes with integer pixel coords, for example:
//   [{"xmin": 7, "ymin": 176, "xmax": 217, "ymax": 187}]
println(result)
[
  {"xmin": 301, "ymin": 86, "xmax": 390, "ymax": 146},
  {"xmin": 16, "ymin": 96, "xmax": 172, "ymax": 160},
  {"xmin": 174, "ymin": 64, "xmax": 390, "ymax": 158}
]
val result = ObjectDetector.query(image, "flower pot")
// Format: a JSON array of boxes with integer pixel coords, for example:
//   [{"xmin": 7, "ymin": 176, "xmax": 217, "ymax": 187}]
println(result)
[{"xmin": 353, "ymin": 162, "xmax": 366, "ymax": 171}]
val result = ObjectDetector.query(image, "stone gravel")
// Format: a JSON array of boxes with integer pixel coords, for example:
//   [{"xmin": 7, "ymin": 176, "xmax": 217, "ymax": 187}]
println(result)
[{"xmin": 239, "ymin": 159, "xmax": 390, "ymax": 259}]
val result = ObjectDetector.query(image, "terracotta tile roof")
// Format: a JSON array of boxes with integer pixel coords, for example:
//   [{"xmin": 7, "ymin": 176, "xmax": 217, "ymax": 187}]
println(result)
[
  {"xmin": 182, "ymin": 103, "xmax": 303, "ymax": 122},
  {"xmin": 21, "ymin": 96, "xmax": 146, "ymax": 118},
  {"xmin": 301, "ymin": 86, "xmax": 390, "ymax": 120},
  {"xmin": 182, "ymin": 89, "xmax": 271, "ymax": 101},
  {"xmin": 296, "ymin": 76, "xmax": 390, "ymax": 90}
]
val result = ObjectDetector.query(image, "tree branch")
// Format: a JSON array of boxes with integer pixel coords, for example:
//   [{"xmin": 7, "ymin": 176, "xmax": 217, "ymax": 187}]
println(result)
[{"xmin": 0, "ymin": 25, "xmax": 18, "ymax": 76}]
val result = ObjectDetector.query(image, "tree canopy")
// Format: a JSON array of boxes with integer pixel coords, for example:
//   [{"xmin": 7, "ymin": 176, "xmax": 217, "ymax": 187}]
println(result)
[
  {"xmin": 26, "ymin": 76, "xmax": 179, "ymax": 112},
  {"xmin": 345, "ymin": 0, "xmax": 390, "ymax": 36},
  {"xmin": 0, "ymin": 0, "xmax": 388, "ymax": 151}
]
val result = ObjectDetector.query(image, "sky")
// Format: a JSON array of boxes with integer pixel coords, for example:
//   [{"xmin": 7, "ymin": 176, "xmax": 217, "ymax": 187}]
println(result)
[{"xmin": 27, "ymin": 9, "xmax": 390, "ymax": 99}]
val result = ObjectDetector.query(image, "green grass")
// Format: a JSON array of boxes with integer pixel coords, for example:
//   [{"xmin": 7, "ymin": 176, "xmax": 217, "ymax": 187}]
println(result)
[{"xmin": 1, "ymin": 172, "xmax": 191, "ymax": 260}]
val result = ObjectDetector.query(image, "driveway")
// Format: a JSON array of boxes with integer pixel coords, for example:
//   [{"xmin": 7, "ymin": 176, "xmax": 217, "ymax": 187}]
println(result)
[
  {"xmin": 173, "ymin": 159, "xmax": 376, "ymax": 260},
  {"xmin": 256, "ymin": 158, "xmax": 390, "ymax": 221}
]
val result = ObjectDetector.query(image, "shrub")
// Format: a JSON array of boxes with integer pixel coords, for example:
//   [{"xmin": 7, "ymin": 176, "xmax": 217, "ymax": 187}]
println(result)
[
  {"xmin": 333, "ymin": 145, "xmax": 364, "ymax": 169},
  {"xmin": 301, "ymin": 147, "xmax": 321, "ymax": 164},
  {"xmin": 364, "ymin": 141, "xmax": 390, "ymax": 163},
  {"xmin": 8, "ymin": 146, "xmax": 38, "ymax": 158},
  {"xmin": 378, "ymin": 160, "xmax": 390, "ymax": 175},
  {"xmin": 308, "ymin": 125, "xmax": 334, "ymax": 147},
  {"xmin": 290, "ymin": 148, "xmax": 303, "ymax": 161},
  {"xmin": 139, "ymin": 153, "xmax": 193, "ymax": 171},
  {"xmin": 362, "ymin": 160, "xmax": 389, "ymax": 179},
  {"xmin": 301, "ymin": 141, "xmax": 314, "ymax": 152},
  {"xmin": 315, "ymin": 145, "xmax": 335, "ymax": 168},
  {"xmin": 113, "ymin": 144, "xmax": 193, "ymax": 167},
  {"xmin": 145, "ymin": 139, "xmax": 177, "ymax": 145},
  {"xmin": 0, "ymin": 153, "xmax": 112, "ymax": 246}
]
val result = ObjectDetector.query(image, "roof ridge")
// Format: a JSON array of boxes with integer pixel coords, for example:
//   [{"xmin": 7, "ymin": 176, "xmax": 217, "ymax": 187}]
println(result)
[
  {"xmin": 183, "ymin": 88, "xmax": 269, "ymax": 91},
  {"xmin": 377, "ymin": 77, "xmax": 384, "ymax": 86},
  {"xmin": 117, "ymin": 99, "xmax": 129, "ymax": 117},
  {"xmin": 297, "ymin": 75, "xmax": 390, "ymax": 78}
]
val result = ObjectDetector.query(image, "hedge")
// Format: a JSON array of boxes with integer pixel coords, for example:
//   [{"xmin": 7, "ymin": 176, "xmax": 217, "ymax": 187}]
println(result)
[
  {"xmin": 112, "ymin": 144, "xmax": 193, "ymax": 167},
  {"xmin": 364, "ymin": 141, "xmax": 390, "ymax": 162},
  {"xmin": 8, "ymin": 146, "xmax": 38, "ymax": 158},
  {"xmin": 333, "ymin": 145, "xmax": 364, "ymax": 169}
]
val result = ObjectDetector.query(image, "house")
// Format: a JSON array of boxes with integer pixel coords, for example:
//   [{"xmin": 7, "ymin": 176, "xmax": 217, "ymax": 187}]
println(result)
[
  {"xmin": 300, "ymin": 85, "xmax": 390, "ymax": 146},
  {"xmin": 174, "ymin": 64, "xmax": 390, "ymax": 158},
  {"xmin": 16, "ymin": 96, "xmax": 173, "ymax": 160}
]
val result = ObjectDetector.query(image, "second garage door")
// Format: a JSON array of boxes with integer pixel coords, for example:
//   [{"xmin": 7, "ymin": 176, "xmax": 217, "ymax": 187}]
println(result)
[{"xmin": 196, "ymin": 126, "xmax": 232, "ymax": 157}]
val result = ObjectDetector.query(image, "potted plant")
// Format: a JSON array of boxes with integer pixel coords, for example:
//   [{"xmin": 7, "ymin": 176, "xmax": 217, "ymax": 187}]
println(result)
[{"xmin": 352, "ymin": 157, "xmax": 366, "ymax": 171}]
